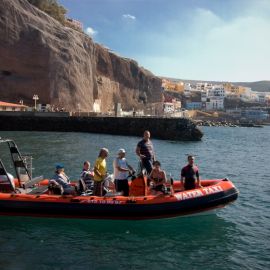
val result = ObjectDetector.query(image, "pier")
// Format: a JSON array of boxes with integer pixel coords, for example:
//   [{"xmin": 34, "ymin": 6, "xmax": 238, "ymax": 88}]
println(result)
[{"xmin": 0, "ymin": 113, "xmax": 203, "ymax": 141}]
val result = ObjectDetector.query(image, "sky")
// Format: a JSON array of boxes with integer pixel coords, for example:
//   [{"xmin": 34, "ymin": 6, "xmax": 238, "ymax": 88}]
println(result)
[{"xmin": 59, "ymin": 0, "xmax": 270, "ymax": 82}]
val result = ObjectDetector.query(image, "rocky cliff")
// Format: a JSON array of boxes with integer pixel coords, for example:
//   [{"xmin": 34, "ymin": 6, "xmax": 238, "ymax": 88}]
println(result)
[{"xmin": 0, "ymin": 0, "xmax": 162, "ymax": 111}]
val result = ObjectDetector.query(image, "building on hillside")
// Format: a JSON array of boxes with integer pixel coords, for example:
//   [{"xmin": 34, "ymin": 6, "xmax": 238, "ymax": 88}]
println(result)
[
  {"xmin": 239, "ymin": 87, "xmax": 253, "ymax": 102},
  {"xmin": 205, "ymin": 97, "xmax": 224, "ymax": 110},
  {"xmin": 257, "ymin": 93, "xmax": 269, "ymax": 104},
  {"xmin": 184, "ymin": 83, "xmax": 192, "ymax": 97},
  {"xmin": 194, "ymin": 82, "xmax": 213, "ymax": 91},
  {"xmin": 0, "ymin": 101, "xmax": 28, "ymax": 111},
  {"xmin": 66, "ymin": 18, "xmax": 83, "ymax": 30},
  {"xmin": 37, "ymin": 104, "xmax": 52, "ymax": 112},
  {"xmin": 186, "ymin": 102, "xmax": 202, "ymax": 110},
  {"xmin": 241, "ymin": 109, "xmax": 269, "ymax": 121},
  {"xmin": 207, "ymin": 85, "xmax": 225, "ymax": 97},
  {"xmin": 204, "ymin": 85, "xmax": 225, "ymax": 110},
  {"xmin": 265, "ymin": 94, "xmax": 270, "ymax": 106},
  {"xmin": 226, "ymin": 108, "xmax": 242, "ymax": 118},
  {"xmin": 162, "ymin": 79, "xmax": 184, "ymax": 93},
  {"xmin": 163, "ymin": 96, "xmax": 182, "ymax": 114},
  {"xmin": 163, "ymin": 102, "xmax": 174, "ymax": 114}
]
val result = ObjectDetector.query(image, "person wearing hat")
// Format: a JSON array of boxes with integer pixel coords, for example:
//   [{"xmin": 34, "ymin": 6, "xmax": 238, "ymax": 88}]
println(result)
[
  {"xmin": 113, "ymin": 149, "xmax": 135, "ymax": 196},
  {"xmin": 49, "ymin": 163, "xmax": 75, "ymax": 195},
  {"xmin": 93, "ymin": 148, "xmax": 109, "ymax": 196}
]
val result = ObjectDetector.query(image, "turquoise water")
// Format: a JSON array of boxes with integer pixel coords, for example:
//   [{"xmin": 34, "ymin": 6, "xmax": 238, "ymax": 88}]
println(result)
[{"xmin": 0, "ymin": 127, "xmax": 269, "ymax": 270}]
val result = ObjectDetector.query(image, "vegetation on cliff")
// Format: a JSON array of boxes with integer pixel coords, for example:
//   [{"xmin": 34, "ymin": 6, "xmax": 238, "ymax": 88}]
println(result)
[
  {"xmin": 1, "ymin": 0, "xmax": 162, "ymax": 111},
  {"xmin": 27, "ymin": 0, "xmax": 72, "ymax": 28}
]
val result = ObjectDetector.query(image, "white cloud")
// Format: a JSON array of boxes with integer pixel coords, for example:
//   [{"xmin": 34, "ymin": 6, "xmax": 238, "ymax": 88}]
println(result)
[
  {"xmin": 85, "ymin": 27, "xmax": 98, "ymax": 36},
  {"xmin": 135, "ymin": 6, "xmax": 270, "ymax": 81},
  {"xmin": 122, "ymin": 14, "xmax": 136, "ymax": 20}
]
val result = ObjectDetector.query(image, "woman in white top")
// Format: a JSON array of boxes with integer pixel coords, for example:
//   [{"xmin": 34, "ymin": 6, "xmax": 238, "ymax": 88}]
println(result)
[{"xmin": 113, "ymin": 149, "xmax": 134, "ymax": 196}]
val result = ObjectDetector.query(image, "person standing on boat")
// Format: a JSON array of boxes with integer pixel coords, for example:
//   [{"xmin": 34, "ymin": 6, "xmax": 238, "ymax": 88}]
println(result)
[
  {"xmin": 81, "ymin": 161, "xmax": 94, "ymax": 190},
  {"xmin": 93, "ymin": 148, "xmax": 109, "ymax": 196},
  {"xmin": 113, "ymin": 149, "xmax": 135, "ymax": 196},
  {"xmin": 136, "ymin": 130, "xmax": 155, "ymax": 175},
  {"xmin": 181, "ymin": 155, "xmax": 202, "ymax": 190},
  {"xmin": 49, "ymin": 164, "xmax": 74, "ymax": 195}
]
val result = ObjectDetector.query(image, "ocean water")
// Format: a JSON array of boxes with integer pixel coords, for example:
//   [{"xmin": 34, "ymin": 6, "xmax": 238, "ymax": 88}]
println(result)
[{"xmin": 0, "ymin": 127, "xmax": 269, "ymax": 270}]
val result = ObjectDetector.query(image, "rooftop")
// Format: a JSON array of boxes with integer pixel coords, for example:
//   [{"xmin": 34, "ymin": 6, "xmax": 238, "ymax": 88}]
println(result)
[{"xmin": 0, "ymin": 101, "xmax": 27, "ymax": 108}]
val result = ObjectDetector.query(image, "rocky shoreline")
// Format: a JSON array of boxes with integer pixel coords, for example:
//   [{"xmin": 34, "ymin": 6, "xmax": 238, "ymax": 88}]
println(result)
[{"xmin": 196, "ymin": 120, "xmax": 264, "ymax": 128}]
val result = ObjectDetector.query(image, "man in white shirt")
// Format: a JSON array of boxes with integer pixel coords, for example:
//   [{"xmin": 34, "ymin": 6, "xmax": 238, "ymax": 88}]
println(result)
[{"xmin": 113, "ymin": 149, "xmax": 134, "ymax": 196}]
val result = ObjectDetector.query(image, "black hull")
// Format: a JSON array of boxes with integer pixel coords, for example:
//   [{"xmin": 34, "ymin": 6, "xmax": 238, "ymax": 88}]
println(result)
[{"xmin": 0, "ymin": 188, "xmax": 238, "ymax": 220}]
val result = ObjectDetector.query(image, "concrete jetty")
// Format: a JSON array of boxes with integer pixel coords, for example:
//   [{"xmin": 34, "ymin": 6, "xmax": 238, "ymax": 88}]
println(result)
[{"xmin": 0, "ymin": 113, "xmax": 203, "ymax": 141}]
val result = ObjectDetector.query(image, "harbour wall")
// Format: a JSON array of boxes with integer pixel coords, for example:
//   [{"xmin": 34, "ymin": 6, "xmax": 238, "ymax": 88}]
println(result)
[{"xmin": 0, "ymin": 114, "xmax": 203, "ymax": 141}]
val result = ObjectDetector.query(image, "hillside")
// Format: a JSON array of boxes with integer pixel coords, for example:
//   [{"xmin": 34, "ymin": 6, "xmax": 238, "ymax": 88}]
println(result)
[
  {"xmin": 0, "ymin": 0, "xmax": 162, "ymax": 111},
  {"xmin": 162, "ymin": 78, "xmax": 270, "ymax": 92}
]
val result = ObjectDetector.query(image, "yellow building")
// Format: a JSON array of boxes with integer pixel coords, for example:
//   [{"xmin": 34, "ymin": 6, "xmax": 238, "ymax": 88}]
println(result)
[{"xmin": 162, "ymin": 79, "xmax": 184, "ymax": 92}]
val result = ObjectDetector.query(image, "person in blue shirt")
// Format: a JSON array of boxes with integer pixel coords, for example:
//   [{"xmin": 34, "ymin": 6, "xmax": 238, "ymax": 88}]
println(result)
[{"xmin": 49, "ymin": 164, "xmax": 75, "ymax": 195}]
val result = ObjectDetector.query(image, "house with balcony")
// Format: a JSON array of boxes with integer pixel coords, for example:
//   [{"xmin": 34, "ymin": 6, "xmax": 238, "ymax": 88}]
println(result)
[{"xmin": 203, "ymin": 85, "xmax": 225, "ymax": 110}]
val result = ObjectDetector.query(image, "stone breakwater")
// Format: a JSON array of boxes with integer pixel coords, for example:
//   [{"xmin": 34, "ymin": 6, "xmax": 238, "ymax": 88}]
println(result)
[
  {"xmin": 196, "ymin": 120, "xmax": 264, "ymax": 128},
  {"xmin": 0, "ymin": 115, "xmax": 203, "ymax": 141}
]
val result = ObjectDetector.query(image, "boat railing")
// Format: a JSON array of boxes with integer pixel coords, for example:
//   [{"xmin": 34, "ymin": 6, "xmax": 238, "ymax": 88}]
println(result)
[{"xmin": 19, "ymin": 155, "xmax": 33, "ymax": 182}]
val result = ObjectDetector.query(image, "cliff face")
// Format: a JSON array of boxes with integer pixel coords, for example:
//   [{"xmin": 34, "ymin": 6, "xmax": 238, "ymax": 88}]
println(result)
[{"xmin": 0, "ymin": 0, "xmax": 162, "ymax": 111}]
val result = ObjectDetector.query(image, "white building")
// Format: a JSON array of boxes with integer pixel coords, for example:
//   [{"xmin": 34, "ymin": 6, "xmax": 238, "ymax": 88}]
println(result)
[
  {"xmin": 207, "ymin": 85, "xmax": 225, "ymax": 97},
  {"xmin": 201, "ymin": 85, "xmax": 225, "ymax": 110},
  {"xmin": 206, "ymin": 97, "xmax": 224, "ymax": 110},
  {"xmin": 93, "ymin": 99, "xmax": 101, "ymax": 113},
  {"xmin": 257, "ymin": 93, "xmax": 268, "ymax": 104},
  {"xmin": 0, "ymin": 101, "xmax": 28, "ymax": 111},
  {"xmin": 184, "ymin": 83, "xmax": 192, "ymax": 97},
  {"xmin": 164, "ymin": 102, "xmax": 174, "ymax": 114}
]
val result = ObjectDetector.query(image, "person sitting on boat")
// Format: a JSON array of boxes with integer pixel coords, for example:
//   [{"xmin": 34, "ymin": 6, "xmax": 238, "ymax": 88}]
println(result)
[
  {"xmin": 93, "ymin": 148, "xmax": 109, "ymax": 196},
  {"xmin": 49, "ymin": 164, "xmax": 75, "ymax": 195},
  {"xmin": 80, "ymin": 161, "xmax": 94, "ymax": 190},
  {"xmin": 113, "ymin": 149, "xmax": 135, "ymax": 196},
  {"xmin": 180, "ymin": 155, "xmax": 202, "ymax": 190},
  {"xmin": 149, "ymin": 160, "xmax": 167, "ymax": 195}
]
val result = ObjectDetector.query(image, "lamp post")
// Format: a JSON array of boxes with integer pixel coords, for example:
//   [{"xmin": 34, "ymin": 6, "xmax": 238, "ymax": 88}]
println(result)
[
  {"xmin": 33, "ymin": 94, "xmax": 39, "ymax": 111},
  {"xmin": 77, "ymin": 103, "xmax": 81, "ymax": 116}
]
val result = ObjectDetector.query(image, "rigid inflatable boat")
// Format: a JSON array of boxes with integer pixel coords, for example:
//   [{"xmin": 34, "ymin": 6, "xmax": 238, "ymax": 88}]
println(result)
[{"xmin": 0, "ymin": 138, "xmax": 238, "ymax": 220}]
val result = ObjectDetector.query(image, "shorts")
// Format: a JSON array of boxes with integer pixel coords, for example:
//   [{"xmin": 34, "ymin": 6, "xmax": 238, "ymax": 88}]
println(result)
[
  {"xmin": 184, "ymin": 179, "xmax": 196, "ymax": 190},
  {"xmin": 115, "ymin": 179, "xmax": 129, "ymax": 196}
]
